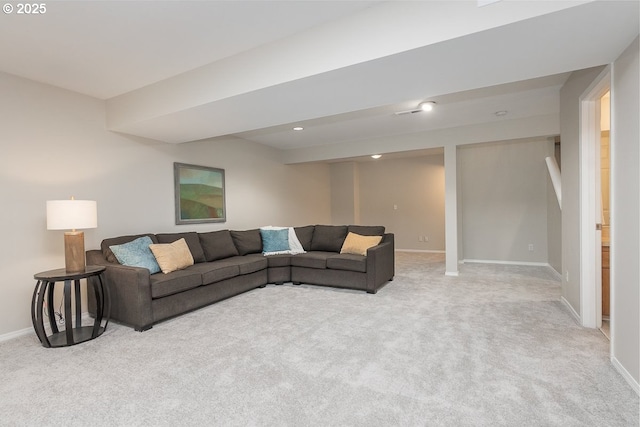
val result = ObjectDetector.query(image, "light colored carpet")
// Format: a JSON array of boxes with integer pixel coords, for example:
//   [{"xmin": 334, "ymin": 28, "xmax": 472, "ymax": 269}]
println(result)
[{"xmin": 1, "ymin": 252, "xmax": 637, "ymax": 426}]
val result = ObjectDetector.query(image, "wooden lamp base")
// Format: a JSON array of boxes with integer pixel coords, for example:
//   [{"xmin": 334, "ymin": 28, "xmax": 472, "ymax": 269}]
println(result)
[{"xmin": 64, "ymin": 231, "xmax": 86, "ymax": 273}]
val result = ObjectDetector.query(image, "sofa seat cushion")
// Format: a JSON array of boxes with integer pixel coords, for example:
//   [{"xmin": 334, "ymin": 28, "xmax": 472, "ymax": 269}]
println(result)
[
  {"xmin": 327, "ymin": 253, "xmax": 367, "ymax": 273},
  {"xmin": 264, "ymin": 254, "xmax": 292, "ymax": 268},
  {"xmin": 190, "ymin": 262, "xmax": 240, "ymax": 285},
  {"xmin": 290, "ymin": 251, "xmax": 334, "ymax": 269},
  {"xmin": 218, "ymin": 255, "xmax": 268, "ymax": 275},
  {"xmin": 150, "ymin": 269, "xmax": 202, "ymax": 299}
]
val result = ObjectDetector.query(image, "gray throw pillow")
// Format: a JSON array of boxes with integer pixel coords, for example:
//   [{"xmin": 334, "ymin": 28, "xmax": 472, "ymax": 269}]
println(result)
[
  {"xmin": 199, "ymin": 230, "xmax": 239, "ymax": 261},
  {"xmin": 230, "ymin": 229, "xmax": 263, "ymax": 255},
  {"xmin": 156, "ymin": 232, "xmax": 206, "ymax": 263},
  {"xmin": 310, "ymin": 225, "xmax": 348, "ymax": 252}
]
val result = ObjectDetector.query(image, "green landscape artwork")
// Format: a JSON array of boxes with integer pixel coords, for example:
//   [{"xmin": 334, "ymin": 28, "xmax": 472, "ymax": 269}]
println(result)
[{"xmin": 174, "ymin": 163, "xmax": 226, "ymax": 224}]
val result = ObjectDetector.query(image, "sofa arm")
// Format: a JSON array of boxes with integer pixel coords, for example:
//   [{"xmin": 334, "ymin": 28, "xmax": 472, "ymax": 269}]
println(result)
[
  {"xmin": 365, "ymin": 233, "xmax": 395, "ymax": 294},
  {"xmin": 86, "ymin": 249, "xmax": 154, "ymax": 331}
]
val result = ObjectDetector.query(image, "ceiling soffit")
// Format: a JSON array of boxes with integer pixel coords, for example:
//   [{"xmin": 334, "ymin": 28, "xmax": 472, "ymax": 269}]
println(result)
[{"xmin": 102, "ymin": 1, "xmax": 640, "ymax": 145}]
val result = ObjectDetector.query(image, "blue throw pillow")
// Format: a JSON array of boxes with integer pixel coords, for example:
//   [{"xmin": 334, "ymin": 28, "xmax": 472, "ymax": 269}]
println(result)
[
  {"xmin": 109, "ymin": 236, "xmax": 161, "ymax": 274},
  {"xmin": 260, "ymin": 228, "xmax": 290, "ymax": 254}
]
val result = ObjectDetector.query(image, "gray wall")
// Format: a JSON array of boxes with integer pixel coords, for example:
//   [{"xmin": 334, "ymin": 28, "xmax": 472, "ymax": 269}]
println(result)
[
  {"xmin": 329, "ymin": 155, "xmax": 446, "ymax": 251},
  {"xmin": 0, "ymin": 71, "xmax": 331, "ymax": 337},
  {"xmin": 458, "ymin": 138, "xmax": 551, "ymax": 264},
  {"xmin": 611, "ymin": 36, "xmax": 639, "ymax": 385},
  {"xmin": 330, "ymin": 162, "xmax": 359, "ymax": 225},
  {"xmin": 559, "ymin": 46, "xmax": 639, "ymax": 389},
  {"xmin": 559, "ymin": 65, "xmax": 607, "ymax": 311},
  {"xmin": 546, "ymin": 140, "xmax": 562, "ymax": 273},
  {"xmin": 330, "ymin": 140, "xmax": 558, "ymax": 265}
]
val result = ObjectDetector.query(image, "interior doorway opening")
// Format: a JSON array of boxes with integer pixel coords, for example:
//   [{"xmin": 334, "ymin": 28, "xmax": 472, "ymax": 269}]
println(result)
[
  {"xmin": 599, "ymin": 91, "xmax": 611, "ymax": 340},
  {"xmin": 578, "ymin": 66, "xmax": 610, "ymax": 334}
]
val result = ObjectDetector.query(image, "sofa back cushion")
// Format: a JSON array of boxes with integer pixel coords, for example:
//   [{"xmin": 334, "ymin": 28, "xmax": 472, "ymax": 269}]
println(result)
[
  {"xmin": 294, "ymin": 225, "xmax": 315, "ymax": 251},
  {"xmin": 199, "ymin": 230, "xmax": 240, "ymax": 261},
  {"xmin": 101, "ymin": 233, "xmax": 158, "ymax": 263},
  {"xmin": 310, "ymin": 225, "xmax": 348, "ymax": 252},
  {"xmin": 230, "ymin": 229, "xmax": 263, "ymax": 255},
  {"xmin": 156, "ymin": 232, "xmax": 206, "ymax": 263},
  {"xmin": 347, "ymin": 225, "xmax": 385, "ymax": 236}
]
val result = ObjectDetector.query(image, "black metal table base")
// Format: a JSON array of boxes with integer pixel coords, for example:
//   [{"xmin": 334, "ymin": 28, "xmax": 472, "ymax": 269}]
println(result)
[
  {"xmin": 46, "ymin": 326, "xmax": 106, "ymax": 347},
  {"xmin": 31, "ymin": 266, "xmax": 109, "ymax": 348}
]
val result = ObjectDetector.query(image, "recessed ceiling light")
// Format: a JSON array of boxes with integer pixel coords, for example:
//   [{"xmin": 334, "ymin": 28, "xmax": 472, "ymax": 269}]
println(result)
[
  {"xmin": 293, "ymin": 126, "xmax": 304, "ymax": 131},
  {"xmin": 495, "ymin": 110, "xmax": 508, "ymax": 117},
  {"xmin": 419, "ymin": 101, "xmax": 436, "ymax": 112},
  {"xmin": 371, "ymin": 154, "xmax": 382, "ymax": 159}
]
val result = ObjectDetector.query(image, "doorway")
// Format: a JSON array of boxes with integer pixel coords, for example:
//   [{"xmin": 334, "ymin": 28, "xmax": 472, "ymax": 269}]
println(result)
[
  {"xmin": 599, "ymin": 91, "xmax": 611, "ymax": 340},
  {"xmin": 578, "ymin": 66, "xmax": 610, "ymax": 334}
]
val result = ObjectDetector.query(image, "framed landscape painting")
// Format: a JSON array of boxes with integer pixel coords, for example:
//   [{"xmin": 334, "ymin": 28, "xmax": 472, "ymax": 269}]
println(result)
[{"xmin": 174, "ymin": 162, "xmax": 226, "ymax": 224}]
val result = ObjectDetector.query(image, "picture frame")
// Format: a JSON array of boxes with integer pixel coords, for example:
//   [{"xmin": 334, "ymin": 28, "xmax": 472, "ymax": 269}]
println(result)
[{"xmin": 174, "ymin": 162, "xmax": 226, "ymax": 224}]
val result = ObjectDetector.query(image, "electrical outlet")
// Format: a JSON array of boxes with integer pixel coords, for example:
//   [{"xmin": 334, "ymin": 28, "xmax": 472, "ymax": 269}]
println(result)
[
  {"xmin": 418, "ymin": 236, "xmax": 423, "ymax": 242},
  {"xmin": 424, "ymin": 236, "xmax": 429, "ymax": 242},
  {"xmin": 528, "ymin": 244, "xmax": 534, "ymax": 251}
]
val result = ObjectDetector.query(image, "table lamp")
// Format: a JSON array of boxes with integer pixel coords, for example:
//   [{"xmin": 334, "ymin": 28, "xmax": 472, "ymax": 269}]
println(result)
[{"xmin": 46, "ymin": 198, "xmax": 98, "ymax": 273}]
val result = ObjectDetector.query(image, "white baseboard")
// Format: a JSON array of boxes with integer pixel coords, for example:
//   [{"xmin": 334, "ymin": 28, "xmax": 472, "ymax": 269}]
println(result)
[
  {"xmin": 560, "ymin": 296, "xmax": 581, "ymax": 325},
  {"xmin": 0, "ymin": 311, "xmax": 93, "ymax": 344},
  {"xmin": 559, "ymin": 298, "xmax": 639, "ymax": 396},
  {"xmin": 396, "ymin": 249, "xmax": 445, "ymax": 253},
  {"xmin": 462, "ymin": 259, "xmax": 551, "ymax": 267},
  {"xmin": 611, "ymin": 356, "xmax": 640, "ymax": 395},
  {"xmin": 548, "ymin": 268, "xmax": 563, "ymax": 281},
  {"xmin": 0, "ymin": 327, "xmax": 33, "ymax": 343}
]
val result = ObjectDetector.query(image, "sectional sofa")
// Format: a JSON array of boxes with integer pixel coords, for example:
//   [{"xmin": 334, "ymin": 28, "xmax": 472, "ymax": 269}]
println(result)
[{"xmin": 86, "ymin": 225, "xmax": 394, "ymax": 331}]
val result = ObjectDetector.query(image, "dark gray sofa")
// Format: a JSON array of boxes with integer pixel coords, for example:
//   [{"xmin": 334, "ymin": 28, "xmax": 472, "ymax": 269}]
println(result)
[{"xmin": 86, "ymin": 225, "xmax": 394, "ymax": 331}]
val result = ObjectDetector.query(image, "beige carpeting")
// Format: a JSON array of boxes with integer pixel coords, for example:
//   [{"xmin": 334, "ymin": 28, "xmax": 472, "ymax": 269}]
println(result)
[{"xmin": 1, "ymin": 252, "xmax": 637, "ymax": 426}]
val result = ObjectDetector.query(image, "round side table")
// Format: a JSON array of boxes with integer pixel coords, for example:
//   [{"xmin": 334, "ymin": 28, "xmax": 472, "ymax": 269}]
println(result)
[{"xmin": 32, "ymin": 266, "xmax": 110, "ymax": 348}]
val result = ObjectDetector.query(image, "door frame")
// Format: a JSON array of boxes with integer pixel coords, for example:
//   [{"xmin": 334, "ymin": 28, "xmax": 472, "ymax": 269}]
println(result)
[{"xmin": 578, "ymin": 66, "xmax": 610, "ymax": 329}]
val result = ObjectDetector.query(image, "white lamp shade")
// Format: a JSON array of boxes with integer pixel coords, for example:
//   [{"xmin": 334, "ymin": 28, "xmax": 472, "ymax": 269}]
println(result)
[{"xmin": 46, "ymin": 200, "xmax": 98, "ymax": 230}]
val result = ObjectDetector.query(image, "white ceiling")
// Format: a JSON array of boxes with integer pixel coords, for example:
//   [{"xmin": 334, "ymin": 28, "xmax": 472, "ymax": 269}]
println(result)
[
  {"xmin": 235, "ymin": 73, "xmax": 570, "ymax": 150},
  {"xmin": 1, "ymin": 1, "xmax": 638, "ymax": 162},
  {"xmin": 0, "ymin": 1, "xmax": 380, "ymax": 99}
]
